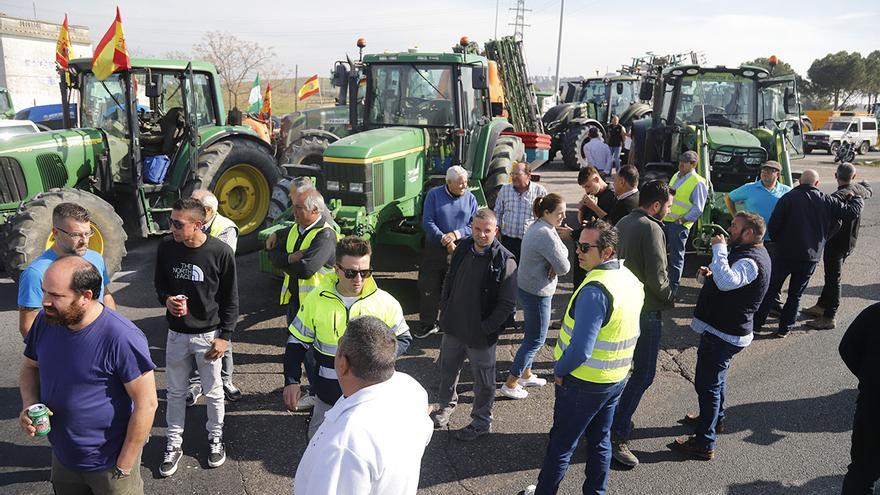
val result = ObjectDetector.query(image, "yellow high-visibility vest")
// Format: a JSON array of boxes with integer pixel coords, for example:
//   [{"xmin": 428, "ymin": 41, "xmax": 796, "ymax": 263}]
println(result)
[
  {"xmin": 279, "ymin": 222, "xmax": 335, "ymax": 305},
  {"xmin": 663, "ymin": 171, "xmax": 707, "ymax": 230}
]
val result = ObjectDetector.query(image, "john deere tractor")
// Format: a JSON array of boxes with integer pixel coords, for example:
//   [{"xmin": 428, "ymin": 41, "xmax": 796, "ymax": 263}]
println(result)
[
  {"xmin": 0, "ymin": 59, "xmax": 279, "ymax": 278},
  {"xmin": 270, "ymin": 48, "xmax": 525, "ymax": 253},
  {"xmin": 630, "ymin": 63, "xmax": 805, "ymax": 253}
]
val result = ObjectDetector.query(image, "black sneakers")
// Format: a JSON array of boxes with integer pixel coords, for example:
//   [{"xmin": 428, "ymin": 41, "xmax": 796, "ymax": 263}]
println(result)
[
  {"xmin": 223, "ymin": 382, "xmax": 242, "ymax": 402},
  {"xmin": 207, "ymin": 437, "xmax": 226, "ymax": 468},
  {"xmin": 159, "ymin": 446, "xmax": 183, "ymax": 477}
]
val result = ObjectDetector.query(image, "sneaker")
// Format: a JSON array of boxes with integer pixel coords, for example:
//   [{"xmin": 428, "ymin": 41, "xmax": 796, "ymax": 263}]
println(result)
[
  {"xmin": 296, "ymin": 394, "xmax": 317, "ymax": 410},
  {"xmin": 518, "ymin": 375, "xmax": 547, "ymax": 387},
  {"xmin": 454, "ymin": 423, "xmax": 490, "ymax": 441},
  {"xmin": 430, "ymin": 405, "xmax": 455, "ymax": 429},
  {"xmin": 806, "ymin": 316, "xmax": 836, "ymax": 330},
  {"xmin": 611, "ymin": 433, "xmax": 639, "ymax": 467},
  {"xmin": 680, "ymin": 412, "xmax": 725, "ymax": 434},
  {"xmin": 159, "ymin": 446, "xmax": 183, "ymax": 477},
  {"xmin": 413, "ymin": 322, "xmax": 440, "ymax": 339},
  {"xmin": 775, "ymin": 328, "xmax": 790, "ymax": 339},
  {"xmin": 519, "ymin": 485, "xmax": 537, "ymax": 495},
  {"xmin": 223, "ymin": 382, "xmax": 242, "ymax": 402},
  {"xmin": 500, "ymin": 384, "xmax": 528, "ymax": 399},
  {"xmin": 186, "ymin": 387, "xmax": 202, "ymax": 407},
  {"xmin": 800, "ymin": 304, "xmax": 825, "ymax": 318},
  {"xmin": 207, "ymin": 437, "xmax": 226, "ymax": 468},
  {"xmin": 670, "ymin": 435, "xmax": 714, "ymax": 460}
]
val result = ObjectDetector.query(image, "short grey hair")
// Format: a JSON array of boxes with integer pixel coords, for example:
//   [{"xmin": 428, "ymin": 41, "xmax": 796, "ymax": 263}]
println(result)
[
  {"xmin": 446, "ymin": 165, "xmax": 468, "ymax": 182},
  {"xmin": 191, "ymin": 190, "xmax": 219, "ymax": 211},
  {"xmin": 337, "ymin": 316, "xmax": 397, "ymax": 383},
  {"xmin": 836, "ymin": 162, "xmax": 856, "ymax": 182},
  {"xmin": 291, "ymin": 176, "xmax": 314, "ymax": 191},
  {"xmin": 473, "ymin": 207, "xmax": 496, "ymax": 224},
  {"xmin": 302, "ymin": 189, "xmax": 325, "ymax": 212},
  {"xmin": 680, "ymin": 150, "xmax": 698, "ymax": 164}
]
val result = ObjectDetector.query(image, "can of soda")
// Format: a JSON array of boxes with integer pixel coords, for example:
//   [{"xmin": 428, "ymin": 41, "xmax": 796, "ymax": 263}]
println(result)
[
  {"xmin": 27, "ymin": 403, "xmax": 51, "ymax": 436},
  {"xmin": 174, "ymin": 295, "xmax": 188, "ymax": 316},
  {"xmin": 697, "ymin": 272, "xmax": 706, "ymax": 285}
]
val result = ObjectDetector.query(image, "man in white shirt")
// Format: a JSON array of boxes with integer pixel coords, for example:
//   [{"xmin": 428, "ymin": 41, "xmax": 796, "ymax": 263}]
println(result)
[
  {"xmin": 293, "ymin": 316, "xmax": 432, "ymax": 495},
  {"xmin": 582, "ymin": 127, "xmax": 612, "ymax": 175}
]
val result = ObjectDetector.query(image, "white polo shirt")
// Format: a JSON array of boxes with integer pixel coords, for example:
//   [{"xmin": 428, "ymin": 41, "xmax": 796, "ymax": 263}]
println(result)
[{"xmin": 293, "ymin": 372, "xmax": 433, "ymax": 495}]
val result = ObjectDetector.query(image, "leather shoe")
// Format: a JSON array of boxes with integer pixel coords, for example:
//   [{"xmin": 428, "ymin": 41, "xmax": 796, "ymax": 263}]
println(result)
[{"xmin": 670, "ymin": 435, "xmax": 714, "ymax": 460}]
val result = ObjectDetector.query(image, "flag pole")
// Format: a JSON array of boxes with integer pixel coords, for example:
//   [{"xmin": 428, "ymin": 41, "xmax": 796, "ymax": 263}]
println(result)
[{"xmin": 294, "ymin": 64, "xmax": 299, "ymax": 112}]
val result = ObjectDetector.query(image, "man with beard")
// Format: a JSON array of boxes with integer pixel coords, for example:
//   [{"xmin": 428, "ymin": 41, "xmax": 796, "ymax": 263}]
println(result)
[
  {"xmin": 17, "ymin": 203, "xmax": 116, "ymax": 338},
  {"xmin": 19, "ymin": 256, "xmax": 157, "ymax": 494},
  {"xmin": 670, "ymin": 212, "xmax": 770, "ymax": 460},
  {"xmin": 608, "ymin": 180, "xmax": 675, "ymax": 467}
]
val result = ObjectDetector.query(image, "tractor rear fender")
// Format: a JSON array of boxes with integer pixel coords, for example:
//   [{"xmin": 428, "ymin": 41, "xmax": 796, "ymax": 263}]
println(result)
[
  {"xmin": 474, "ymin": 119, "xmax": 514, "ymax": 179},
  {"xmin": 200, "ymin": 129, "xmax": 274, "ymax": 156},
  {"xmin": 298, "ymin": 128, "xmax": 340, "ymax": 143},
  {"xmin": 568, "ymin": 117, "xmax": 606, "ymax": 135}
]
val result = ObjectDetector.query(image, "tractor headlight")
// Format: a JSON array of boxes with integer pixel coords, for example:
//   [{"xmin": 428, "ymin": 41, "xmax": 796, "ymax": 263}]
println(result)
[
  {"xmin": 744, "ymin": 157, "xmax": 762, "ymax": 165},
  {"xmin": 327, "ymin": 180, "xmax": 340, "ymax": 191},
  {"xmin": 714, "ymin": 153, "xmax": 732, "ymax": 163},
  {"xmin": 349, "ymin": 182, "xmax": 364, "ymax": 193}
]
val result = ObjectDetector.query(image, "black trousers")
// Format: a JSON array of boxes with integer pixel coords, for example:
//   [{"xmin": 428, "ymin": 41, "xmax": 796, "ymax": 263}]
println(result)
[
  {"xmin": 418, "ymin": 245, "xmax": 450, "ymax": 325},
  {"xmin": 817, "ymin": 249, "xmax": 847, "ymax": 318},
  {"xmin": 842, "ymin": 387, "xmax": 880, "ymax": 494},
  {"xmin": 500, "ymin": 235, "xmax": 522, "ymax": 261}
]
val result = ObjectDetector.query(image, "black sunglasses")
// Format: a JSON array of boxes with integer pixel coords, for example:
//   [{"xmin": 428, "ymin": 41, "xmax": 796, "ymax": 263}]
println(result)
[
  {"xmin": 576, "ymin": 242, "xmax": 598, "ymax": 253},
  {"xmin": 337, "ymin": 266, "xmax": 374, "ymax": 279}
]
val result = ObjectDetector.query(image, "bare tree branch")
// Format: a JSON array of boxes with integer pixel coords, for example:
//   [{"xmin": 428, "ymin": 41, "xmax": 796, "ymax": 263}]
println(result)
[{"xmin": 193, "ymin": 31, "xmax": 276, "ymax": 108}]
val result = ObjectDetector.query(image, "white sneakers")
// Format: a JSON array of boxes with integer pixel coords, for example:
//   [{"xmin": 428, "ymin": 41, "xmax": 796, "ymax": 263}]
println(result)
[
  {"xmin": 500, "ymin": 374, "xmax": 548, "ymax": 400},
  {"xmin": 518, "ymin": 375, "xmax": 548, "ymax": 387}
]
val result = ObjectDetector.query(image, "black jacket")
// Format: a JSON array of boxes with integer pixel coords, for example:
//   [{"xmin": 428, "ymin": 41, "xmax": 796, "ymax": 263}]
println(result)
[
  {"xmin": 825, "ymin": 181, "xmax": 872, "ymax": 256},
  {"xmin": 839, "ymin": 303, "xmax": 880, "ymax": 390},
  {"xmin": 767, "ymin": 184, "xmax": 864, "ymax": 262},
  {"xmin": 439, "ymin": 237, "xmax": 517, "ymax": 348}
]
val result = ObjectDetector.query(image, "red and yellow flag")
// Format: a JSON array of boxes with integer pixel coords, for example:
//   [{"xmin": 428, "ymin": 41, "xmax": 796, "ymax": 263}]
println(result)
[
  {"xmin": 260, "ymin": 82, "xmax": 272, "ymax": 117},
  {"xmin": 92, "ymin": 7, "xmax": 131, "ymax": 81},
  {"xmin": 56, "ymin": 14, "xmax": 73, "ymax": 70},
  {"xmin": 297, "ymin": 75, "xmax": 320, "ymax": 101}
]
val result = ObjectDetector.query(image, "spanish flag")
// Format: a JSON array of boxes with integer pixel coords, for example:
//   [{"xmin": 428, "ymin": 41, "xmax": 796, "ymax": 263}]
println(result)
[
  {"xmin": 298, "ymin": 75, "xmax": 320, "ymax": 101},
  {"xmin": 92, "ymin": 7, "xmax": 131, "ymax": 81},
  {"xmin": 260, "ymin": 82, "xmax": 272, "ymax": 117},
  {"xmin": 56, "ymin": 14, "xmax": 73, "ymax": 70}
]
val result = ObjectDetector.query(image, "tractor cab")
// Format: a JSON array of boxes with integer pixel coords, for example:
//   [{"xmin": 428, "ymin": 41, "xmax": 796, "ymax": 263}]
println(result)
[{"xmin": 577, "ymin": 75, "xmax": 642, "ymax": 125}]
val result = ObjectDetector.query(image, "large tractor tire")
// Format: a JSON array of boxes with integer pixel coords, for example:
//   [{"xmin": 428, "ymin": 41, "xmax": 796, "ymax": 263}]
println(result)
[
  {"xmin": 482, "ymin": 134, "xmax": 525, "ymax": 209},
  {"xmin": 187, "ymin": 138, "xmax": 281, "ymax": 254},
  {"xmin": 1, "ymin": 188, "xmax": 127, "ymax": 281},
  {"xmin": 284, "ymin": 135, "xmax": 331, "ymax": 167},
  {"xmin": 561, "ymin": 123, "xmax": 603, "ymax": 171},
  {"xmin": 268, "ymin": 177, "xmax": 296, "ymax": 224}
]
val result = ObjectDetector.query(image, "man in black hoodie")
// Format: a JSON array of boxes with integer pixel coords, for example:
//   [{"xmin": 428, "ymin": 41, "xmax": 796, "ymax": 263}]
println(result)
[
  {"xmin": 430, "ymin": 208, "xmax": 517, "ymax": 442},
  {"xmin": 753, "ymin": 169, "xmax": 864, "ymax": 338}
]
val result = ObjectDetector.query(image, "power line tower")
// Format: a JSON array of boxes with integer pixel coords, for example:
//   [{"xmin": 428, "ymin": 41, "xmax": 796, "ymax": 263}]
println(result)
[{"xmin": 509, "ymin": 0, "xmax": 531, "ymax": 42}]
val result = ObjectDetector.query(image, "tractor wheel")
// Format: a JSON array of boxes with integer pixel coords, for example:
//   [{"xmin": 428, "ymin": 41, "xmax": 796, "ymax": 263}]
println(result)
[
  {"xmin": 561, "ymin": 123, "xmax": 603, "ymax": 171},
  {"xmin": 268, "ymin": 177, "xmax": 296, "ymax": 224},
  {"xmin": 482, "ymin": 134, "xmax": 525, "ymax": 209},
  {"xmin": 858, "ymin": 141, "xmax": 870, "ymax": 155},
  {"xmin": 284, "ymin": 135, "xmax": 331, "ymax": 166},
  {"xmin": 0, "ymin": 188, "xmax": 127, "ymax": 281},
  {"xmin": 187, "ymin": 138, "xmax": 281, "ymax": 254}
]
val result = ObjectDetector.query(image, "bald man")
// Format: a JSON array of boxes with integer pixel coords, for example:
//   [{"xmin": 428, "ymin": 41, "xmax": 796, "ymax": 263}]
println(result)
[
  {"xmin": 753, "ymin": 169, "xmax": 864, "ymax": 338},
  {"xmin": 191, "ymin": 190, "xmax": 238, "ymax": 253},
  {"xmin": 20, "ymin": 257, "xmax": 157, "ymax": 493}
]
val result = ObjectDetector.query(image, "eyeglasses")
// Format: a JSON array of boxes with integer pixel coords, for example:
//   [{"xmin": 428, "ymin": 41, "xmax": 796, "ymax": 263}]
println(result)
[
  {"xmin": 55, "ymin": 226, "xmax": 94, "ymax": 240},
  {"xmin": 337, "ymin": 266, "xmax": 374, "ymax": 279},
  {"xmin": 576, "ymin": 242, "xmax": 598, "ymax": 253},
  {"xmin": 170, "ymin": 219, "xmax": 188, "ymax": 229}
]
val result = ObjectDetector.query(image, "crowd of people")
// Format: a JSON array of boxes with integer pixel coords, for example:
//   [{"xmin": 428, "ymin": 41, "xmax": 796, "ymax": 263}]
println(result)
[{"xmin": 15, "ymin": 151, "xmax": 877, "ymax": 494}]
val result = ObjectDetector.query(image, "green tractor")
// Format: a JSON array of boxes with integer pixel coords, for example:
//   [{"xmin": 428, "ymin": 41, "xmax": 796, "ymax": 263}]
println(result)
[
  {"xmin": 0, "ymin": 59, "xmax": 279, "ymax": 278},
  {"xmin": 0, "ymin": 87, "xmax": 14, "ymax": 120},
  {"xmin": 267, "ymin": 49, "xmax": 526, "ymax": 253},
  {"xmin": 630, "ymin": 63, "xmax": 805, "ymax": 253}
]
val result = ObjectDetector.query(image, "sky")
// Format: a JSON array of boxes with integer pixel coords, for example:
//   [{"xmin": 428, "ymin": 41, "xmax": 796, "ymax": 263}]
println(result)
[{"xmin": 2, "ymin": 0, "xmax": 878, "ymax": 80}]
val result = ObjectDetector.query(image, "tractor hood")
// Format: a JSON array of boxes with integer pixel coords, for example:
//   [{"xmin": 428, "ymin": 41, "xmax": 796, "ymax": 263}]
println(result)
[
  {"xmin": 706, "ymin": 126, "xmax": 762, "ymax": 149},
  {"xmin": 323, "ymin": 127, "xmax": 425, "ymax": 162},
  {"xmin": 0, "ymin": 128, "xmax": 106, "ymax": 158}
]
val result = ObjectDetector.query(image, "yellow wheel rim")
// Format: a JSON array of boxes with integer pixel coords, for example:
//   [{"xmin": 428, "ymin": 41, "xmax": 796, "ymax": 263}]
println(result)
[
  {"xmin": 45, "ymin": 222, "xmax": 106, "ymax": 254},
  {"xmin": 214, "ymin": 164, "xmax": 270, "ymax": 235}
]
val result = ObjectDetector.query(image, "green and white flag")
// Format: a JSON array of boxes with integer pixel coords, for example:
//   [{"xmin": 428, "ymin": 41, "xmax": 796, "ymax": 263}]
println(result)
[{"xmin": 247, "ymin": 74, "xmax": 262, "ymax": 113}]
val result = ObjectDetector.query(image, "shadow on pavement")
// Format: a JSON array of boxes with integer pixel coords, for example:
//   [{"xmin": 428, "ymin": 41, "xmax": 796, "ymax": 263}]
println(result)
[{"xmin": 727, "ymin": 474, "xmax": 845, "ymax": 494}]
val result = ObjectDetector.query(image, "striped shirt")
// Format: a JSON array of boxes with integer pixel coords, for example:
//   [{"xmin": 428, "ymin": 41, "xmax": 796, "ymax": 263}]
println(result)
[
  {"xmin": 691, "ymin": 243, "xmax": 759, "ymax": 347},
  {"xmin": 494, "ymin": 181, "xmax": 547, "ymax": 239}
]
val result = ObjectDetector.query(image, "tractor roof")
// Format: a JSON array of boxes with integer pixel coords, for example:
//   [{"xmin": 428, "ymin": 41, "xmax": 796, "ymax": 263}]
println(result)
[
  {"xmin": 662, "ymin": 64, "xmax": 770, "ymax": 80},
  {"xmin": 363, "ymin": 52, "xmax": 487, "ymax": 65},
  {"xmin": 68, "ymin": 58, "xmax": 218, "ymax": 74}
]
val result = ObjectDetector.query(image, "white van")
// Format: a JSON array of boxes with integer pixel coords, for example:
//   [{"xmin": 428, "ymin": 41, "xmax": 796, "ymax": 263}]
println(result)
[{"xmin": 803, "ymin": 116, "xmax": 877, "ymax": 155}]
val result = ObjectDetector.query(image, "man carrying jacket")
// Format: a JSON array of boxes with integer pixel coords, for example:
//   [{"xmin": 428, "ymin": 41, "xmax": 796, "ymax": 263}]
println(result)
[{"xmin": 430, "ymin": 208, "xmax": 517, "ymax": 442}]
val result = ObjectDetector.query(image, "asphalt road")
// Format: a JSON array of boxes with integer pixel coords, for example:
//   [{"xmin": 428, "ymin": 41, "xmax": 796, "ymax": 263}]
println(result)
[{"xmin": 1, "ymin": 151, "xmax": 879, "ymax": 494}]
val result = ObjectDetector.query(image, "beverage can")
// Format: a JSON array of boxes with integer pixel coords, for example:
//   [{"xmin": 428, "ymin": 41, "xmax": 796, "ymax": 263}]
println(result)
[
  {"xmin": 27, "ymin": 403, "xmax": 51, "ymax": 436},
  {"xmin": 174, "ymin": 294, "xmax": 188, "ymax": 316},
  {"xmin": 697, "ymin": 272, "xmax": 706, "ymax": 284}
]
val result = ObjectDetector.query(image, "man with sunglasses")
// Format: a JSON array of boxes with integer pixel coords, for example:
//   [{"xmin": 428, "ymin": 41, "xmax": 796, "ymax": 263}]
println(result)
[
  {"xmin": 18, "ymin": 202, "xmax": 116, "ymax": 338},
  {"xmin": 284, "ymin": 236, "xmax": 411, "ymax": 439}
]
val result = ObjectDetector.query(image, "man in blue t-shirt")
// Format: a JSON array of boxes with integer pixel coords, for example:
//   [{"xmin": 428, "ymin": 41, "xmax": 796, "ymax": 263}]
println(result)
[
  {"xmin": 19, "ymin": 256, "xmax": 156, "ymax": 494},
  {"xmin": 724, "ymin": 161, "xmax": 791, "ymax": 242},
  {"xmin": 17, "ymin": 203, "xmax": 116, "ymax": 338}
]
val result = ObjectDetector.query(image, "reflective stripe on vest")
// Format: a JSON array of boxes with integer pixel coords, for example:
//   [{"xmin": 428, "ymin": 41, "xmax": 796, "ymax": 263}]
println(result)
[
  {"xmin": 279, "ymin": 223, "xmax": 335, "ymax": 305},
  {"xmin": 207, "ymin": 213, "xmax": 238, "ymax": 238},
  {"xmin": 663, "ymin": 171, "xmax": 706, "ymax": 230},
  {"xmin": 554, "ymin": 264, "xmax": 644, "ymax": 383}
]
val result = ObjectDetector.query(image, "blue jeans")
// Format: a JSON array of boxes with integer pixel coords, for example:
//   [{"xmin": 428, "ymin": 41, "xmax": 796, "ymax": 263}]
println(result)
[
  {"xmin": 609, "ymin": 146, "xmax": 621, "ymax": 172},
  {"xmin": 535, "ymin": 377, "xmax": 626, "ymax": 495},
  {"xmin": 611, "ymin": 310, "xmax": 662, "ymax": 439},
  {"xmin": 664, "ymin": 222, "xmax": 690, "ymax": 295},
  {"xmin": 510, "ymin": 289, "xmax": 552, "ymax": 377},
  {"xmin": 753, "ymin": 256, "xmax": 818, "ymax": 333},
  {"xmin": 694, "ymin": 332, "xmax": 743, "ymax": 450}
]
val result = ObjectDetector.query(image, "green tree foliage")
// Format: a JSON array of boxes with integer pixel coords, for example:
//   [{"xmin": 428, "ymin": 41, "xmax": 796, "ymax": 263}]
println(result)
[
  {"xmin": 741, "ymin": 57, "xmax": 828, "ymax": 109},
  {"xmin": 743, "ymin": 57, "xmax": 795, "ymax": 76},
  {"xmin": 863, "ymin": 50, "xmax": 880, "ymax": 109},
  {"xmin": 807, "ymin": 51, "xmax": 866, "ymax": 110}
]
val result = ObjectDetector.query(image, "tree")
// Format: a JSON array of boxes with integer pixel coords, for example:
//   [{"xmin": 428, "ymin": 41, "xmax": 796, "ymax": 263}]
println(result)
[
  {"xmin": 742, "ymin": 57, "xmax": 796, "ymax": 77},
  {"xmin": 193, "ymin": 31, "xmax": 276, "ymax": 108},
  {"xmin": 807, "ymin": 51, "xmax": 866, "ymax": 110},
  {"xmin": 863, "ymin": 50, "xmax": 880, "ymax": 110},
  {"xmin": 740, "ymin": 57, "xmax": 829, "ymax": 109}
]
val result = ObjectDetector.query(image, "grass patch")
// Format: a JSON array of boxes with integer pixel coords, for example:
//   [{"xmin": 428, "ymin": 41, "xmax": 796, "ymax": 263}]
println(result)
[{"xmin": 854, "ymin": 159, "xmax": 880, "ymax": 167}]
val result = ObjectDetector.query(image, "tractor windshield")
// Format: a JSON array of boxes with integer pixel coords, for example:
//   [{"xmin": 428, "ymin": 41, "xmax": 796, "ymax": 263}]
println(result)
[
  {"xmin": 609, "ymin": 80, "xmax": 638, "ymax": 119},
  {"xmin": 578, "ymin": 80, "xmax": 607, "ymax": 106},
  {"xmin": 674, "ymin": 74, "xmax": 754, "ymax": 129},
  {"xmin": 81, "ymin": 73, "xmax": 130, "ymax": 139},
  {"xmin": 368, "ymin": 64, "xmax": 456, "ymax": 127}
]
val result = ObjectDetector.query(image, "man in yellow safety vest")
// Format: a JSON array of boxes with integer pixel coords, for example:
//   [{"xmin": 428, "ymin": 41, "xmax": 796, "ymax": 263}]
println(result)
[{"xmin": 663, "ymin": 150, "xmax": 708, "ymax": 295}]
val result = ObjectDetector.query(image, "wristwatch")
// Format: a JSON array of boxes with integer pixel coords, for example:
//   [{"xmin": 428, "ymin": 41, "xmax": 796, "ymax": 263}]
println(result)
[{"xmin": 113, "ymin": 466, "xmax": 130, "ymax": 479}]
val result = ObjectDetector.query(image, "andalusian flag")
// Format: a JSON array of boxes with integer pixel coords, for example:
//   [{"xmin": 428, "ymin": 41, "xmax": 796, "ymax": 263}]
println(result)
[
  {"xmin": 56, "ymin": 14, "xmax": 73, "ymax": 70},
  {"xmin": 247, "ymin": 75, "xmax": 262, "ymax": 113},
  {"xmin": 260, "ymin": 82, "xmax": 272, "ymax": 117},
  {"xmin": 92, "ymin": 7, "xmax": 130, "ymax": 81},
  {"xmin": 298, "ymin": 75, "xmax": 320, "ymax": 101}
]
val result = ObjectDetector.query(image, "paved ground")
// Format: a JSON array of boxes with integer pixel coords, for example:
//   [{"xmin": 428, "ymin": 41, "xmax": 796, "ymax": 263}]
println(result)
[{"xmin": 1, "ymin": 151, "xmax": 879, "ymax": 494}]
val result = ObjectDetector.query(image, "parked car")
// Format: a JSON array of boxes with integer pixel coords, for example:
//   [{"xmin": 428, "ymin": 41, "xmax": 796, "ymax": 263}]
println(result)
[{"xmin": 803, "ymin": 115, "xmax": 877, "ymax": 155}]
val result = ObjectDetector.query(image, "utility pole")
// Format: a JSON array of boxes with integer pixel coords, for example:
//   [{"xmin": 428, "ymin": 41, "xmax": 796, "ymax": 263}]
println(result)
[
  {"xmin": 294, "ymin": 64, "xmax": 299, "ymax": 112},
  {"xmin": 494, "ymin": 0, "xmax": 500, "ymax": 39},
  {"xmin": 553, "ymin": 0, "xmax": 564, "ymax": 104},
  {"xmin": 509, "ymin": 0, "xmax": 531, "ymax": 43}
]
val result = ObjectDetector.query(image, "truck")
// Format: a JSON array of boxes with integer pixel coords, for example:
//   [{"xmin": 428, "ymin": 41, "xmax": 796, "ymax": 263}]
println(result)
[
  {"xmin": 630, "ymin": 63, "xmax": 805, "ymax": 252},
  {"xmin": 803, "ymin": 115, "xmax": 877, "ymax": 155},
  {"xmin": 0, "ymin": 58, "xmax": 280, "ymax": 278}
]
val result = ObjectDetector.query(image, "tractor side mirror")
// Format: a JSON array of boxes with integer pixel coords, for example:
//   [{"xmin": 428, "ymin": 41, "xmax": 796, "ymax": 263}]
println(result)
[
  {"xmin": 473, "ymin": 66, "xmax": 489, "ymax": 90},
  {"xmin": 145, "ymin": 73, "xmax": 161, "ymax": 98},
  {"xmin": 615, "ymin": 82, "xmax": 624, "ymax": 95},
  {"xmin": 639, "ymin": 83, "xmax": 653, "ymax": 101},
  {"xmin": 332, "ymin": 63, "xmax": 349, "ymax": 88}
]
